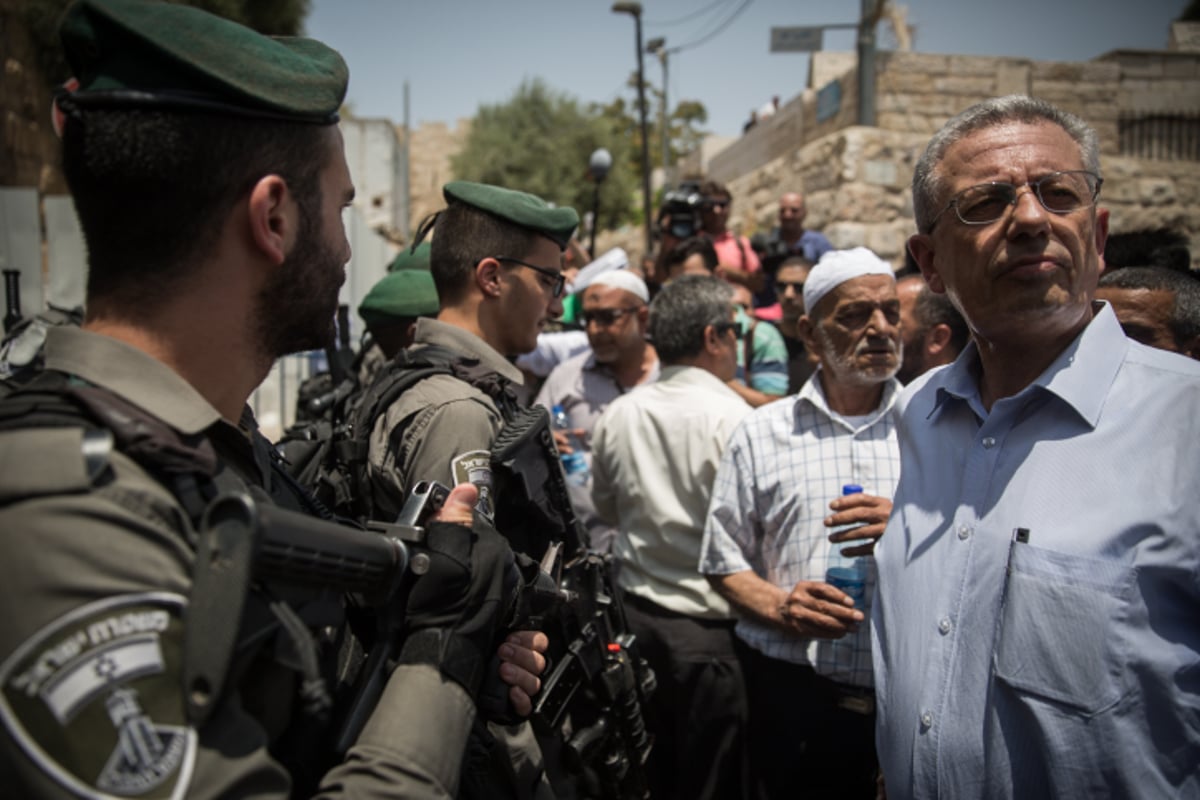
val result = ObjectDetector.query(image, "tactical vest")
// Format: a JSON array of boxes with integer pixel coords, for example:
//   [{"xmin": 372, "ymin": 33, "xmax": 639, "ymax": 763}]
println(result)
[
  {"xmin": 279, "ymin": 342, "xmax": 522, "ymax": 524},
  {"xmin": 0, "ymin": 371, "xmax": 350, "ymax": 793}
]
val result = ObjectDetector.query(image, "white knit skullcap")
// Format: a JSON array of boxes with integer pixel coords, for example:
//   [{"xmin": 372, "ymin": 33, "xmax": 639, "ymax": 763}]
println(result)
[
  {"xmin": 803, "ymin": 247, "xmax": 895, "ymax": 315},
  {"xmin": 587, "ymin": 268, "xmax": 650, "ymax": 304}
]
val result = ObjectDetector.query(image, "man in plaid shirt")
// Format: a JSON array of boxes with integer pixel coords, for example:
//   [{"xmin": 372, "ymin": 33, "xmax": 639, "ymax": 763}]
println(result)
[{"xmin": 699, "ymin": 247, "xmax": 904, "ymax": 800}]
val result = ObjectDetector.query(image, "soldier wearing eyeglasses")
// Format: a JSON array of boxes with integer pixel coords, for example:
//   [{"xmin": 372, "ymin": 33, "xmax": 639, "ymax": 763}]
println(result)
[{"xmin": 873, "ymin": 96, "xmax": 1200, "ymax": 799}]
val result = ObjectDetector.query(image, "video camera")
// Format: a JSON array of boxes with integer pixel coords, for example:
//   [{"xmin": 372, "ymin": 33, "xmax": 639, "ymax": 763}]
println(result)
[{"xmin": 657, "ymin": 180, "xmax": 704, "ymax": 240}]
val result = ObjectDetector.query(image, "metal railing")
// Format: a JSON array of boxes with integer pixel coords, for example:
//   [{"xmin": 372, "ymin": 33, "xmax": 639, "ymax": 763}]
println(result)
[{"xmin": 1118, "ymin": 111, "xmax": 1200, "ymax": 161}]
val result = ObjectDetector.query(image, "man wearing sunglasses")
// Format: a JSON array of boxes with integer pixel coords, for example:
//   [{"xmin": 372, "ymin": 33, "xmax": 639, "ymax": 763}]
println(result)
[
  {"xmin": 362, "ymin": 181, "xmax": 577, "ymax": 798},
  {"xmin": 535, "ymin": 270, "xmax": 659, "ymax": 554},
  {"xmin": 873, "ymin": 96, "xmax": 1200, "ymax": 798}
]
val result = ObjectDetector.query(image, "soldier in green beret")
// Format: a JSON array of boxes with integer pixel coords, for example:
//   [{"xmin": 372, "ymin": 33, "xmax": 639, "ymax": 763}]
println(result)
[
  {"xmin": 0, "ymin": 2, "xmax": 545, "ymax": 798},
  {"xmin": 356, "ymin": 265, "xmax": 440, "ymax": 386},
  {"xmin": 362, "ymin": 181, "xmax": 580, "ymax": 797}
]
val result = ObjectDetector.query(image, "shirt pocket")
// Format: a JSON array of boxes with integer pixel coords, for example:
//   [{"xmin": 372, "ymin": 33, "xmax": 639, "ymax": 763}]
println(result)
[{"xmin": 993, "ymin": 541, "xmax": 1137, "ymax": 715}]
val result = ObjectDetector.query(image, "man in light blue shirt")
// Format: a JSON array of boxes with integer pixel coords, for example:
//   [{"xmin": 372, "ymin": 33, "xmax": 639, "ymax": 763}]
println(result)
[{"xmin": 873, "ymin": 95, "xmax": 1200, "ymax": 798}]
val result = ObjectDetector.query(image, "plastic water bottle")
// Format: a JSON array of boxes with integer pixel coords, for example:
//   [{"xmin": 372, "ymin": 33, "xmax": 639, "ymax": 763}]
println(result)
[
  {"xmin": 825, "ymin": 484, "xmax": 869, "ymax": 608},
  {"xmin": 551, "ymin": 404, "xmax": 590, "ymax": 487}
]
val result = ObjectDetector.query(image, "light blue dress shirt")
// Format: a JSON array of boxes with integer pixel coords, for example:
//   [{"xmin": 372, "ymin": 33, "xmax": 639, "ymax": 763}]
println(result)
[{"xmin": 872, "ymin": 303, "xmax": 1200, "ymax": 799}]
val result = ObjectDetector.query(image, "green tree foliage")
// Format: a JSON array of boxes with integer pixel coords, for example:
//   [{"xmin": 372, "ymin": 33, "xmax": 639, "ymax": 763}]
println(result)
[
  {"xmin": 592, "ymin": 71, "xmax": 708, "ymax": 177},
  {"xmin": 23, "ymin": 0, "xmax": 309, "ymax": 90},
  {"xmin": 452, "ymin": 80, "xmax": 639, "ymax": 231}
]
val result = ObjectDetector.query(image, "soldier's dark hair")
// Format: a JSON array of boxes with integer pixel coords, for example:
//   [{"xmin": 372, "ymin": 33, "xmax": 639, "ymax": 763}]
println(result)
[
  {"xmin": 429, "ymin": 203, "xmax": 544, "ymax": 304},
  {"xmin": 664, "ymin": 236, "xmax": 718, "ymax": 273},
  {"xmin": 648, "ymin": 274, "xmax": 733, "ymax": 364},
  {"xmin": 1103, "ymin": 228, "xmax": 1192, "ymax": 273},
  {"xmin": 62, "ymin": 109, "xmax": 327, "ymax": 309},
  {"xmin": 1099, "ymin": 266, "xmax": 1200, "ymax": 347}
]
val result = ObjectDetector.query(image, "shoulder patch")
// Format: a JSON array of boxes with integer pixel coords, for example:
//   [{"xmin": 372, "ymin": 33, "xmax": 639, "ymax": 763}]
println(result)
[
  {"xmin": 449, "ymin": 449, "xmax": 494, "ymax": 519},
  {"xmin": 0, "ymin": 592, "xmax": 196, "ymax": 799}
]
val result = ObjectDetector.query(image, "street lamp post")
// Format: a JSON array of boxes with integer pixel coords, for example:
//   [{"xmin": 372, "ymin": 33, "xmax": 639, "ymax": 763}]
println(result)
[
  {"xmin": 587, "ymin": 148, "xmax": 613, "ymax": 259},
  {"xmin": 612, "ymin": 1, "xmax": 654, "ymax": 260},
  {"xmin": 646, "ymin": 37, "xmax": 671, "ymax": 192}
]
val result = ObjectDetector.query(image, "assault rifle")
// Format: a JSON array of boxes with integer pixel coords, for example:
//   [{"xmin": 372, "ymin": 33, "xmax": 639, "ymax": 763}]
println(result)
[
  {"xmin": 492, "ymin": 405, "xmax": 656, "ymax": 800},
  {"xmin": 192, "ymin": 481, "xmax": 568, "ymax": 754}
]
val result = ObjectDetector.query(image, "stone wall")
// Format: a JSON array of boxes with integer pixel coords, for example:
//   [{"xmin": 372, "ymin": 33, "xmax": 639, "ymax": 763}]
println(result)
[
  {"xmin": 706, "ymin": 47, "xmax": 1200, "ymax": 269},
  {"xmin": 401, "ymin": 119, "xmax": 472, "ymax": 235},
  {"xmin": 1, "ymin": 0, "xmax": 65, "ymax": 194}
]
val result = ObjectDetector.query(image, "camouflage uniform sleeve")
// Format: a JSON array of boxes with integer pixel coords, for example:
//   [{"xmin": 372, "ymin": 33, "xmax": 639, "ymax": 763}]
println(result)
[{"xmin": 368, "ymin": 374, "xmax": 505, "ymax": 521}]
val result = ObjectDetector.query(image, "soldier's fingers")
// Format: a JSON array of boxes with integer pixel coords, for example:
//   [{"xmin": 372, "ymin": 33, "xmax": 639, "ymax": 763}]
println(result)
[
  {"xmin": 432, "ymin": 483, "xmax": 478, "ymax": 525},
  {"xmin": 499, "ymin": 639, "xmax": 548, "ymax": 678},
  {"xmin": 507, "ymin": 630, "xmax": 550, "ymax": 655},
  {"xmin": 509, "ymin": 685, "xmax": 534, "ymax": 718}
]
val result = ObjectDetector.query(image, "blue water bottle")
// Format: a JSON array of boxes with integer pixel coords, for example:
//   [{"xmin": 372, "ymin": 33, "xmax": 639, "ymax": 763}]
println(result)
[
  {"xmin": 825, "ymin": 484, "xmax": 868, "ymax": 608},
  {"xmin": 551, "ymin": 404, "xmax": 590, "ymax": 487}
]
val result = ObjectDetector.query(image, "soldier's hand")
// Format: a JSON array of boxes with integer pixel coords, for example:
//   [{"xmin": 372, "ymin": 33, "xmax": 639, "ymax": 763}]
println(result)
[
  {"xmin": 778, "ymin": 580, "xmax": 863, "ymax": 639},
  {"xmin": 826, "ymin": 493, "xmax": 892, "ymax": 557},
  {"xmin": 498, "ymin": 630, "xmax": 550, "ymax": 717},
  {"xmin": 399, "ymin": 488, "xmax": 520, "ymax": 698},
  {"xmin": 431, "ymin": 482, "xmax": 478, "ymax": 525}
]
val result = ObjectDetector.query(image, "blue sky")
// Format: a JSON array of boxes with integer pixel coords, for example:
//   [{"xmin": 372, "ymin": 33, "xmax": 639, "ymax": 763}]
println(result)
[{"xmin": 306, "ymin": 0, "xmax": 1190, "ymax": 138}]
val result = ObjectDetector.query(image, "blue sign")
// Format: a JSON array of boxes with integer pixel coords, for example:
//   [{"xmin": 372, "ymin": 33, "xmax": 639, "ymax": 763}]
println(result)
[{"xmin": 817, "ymin": 80, "xmax": 842, "ymax": 122}]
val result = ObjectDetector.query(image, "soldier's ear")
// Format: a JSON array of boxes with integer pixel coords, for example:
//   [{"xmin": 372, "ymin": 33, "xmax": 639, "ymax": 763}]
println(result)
[
  {"xmin": 475, "ymin": 257, "xmax": 503, "ymax": 298},
  {"xmin": 247, "ymin": 175, "xmax": 293, "ymax": 266}
]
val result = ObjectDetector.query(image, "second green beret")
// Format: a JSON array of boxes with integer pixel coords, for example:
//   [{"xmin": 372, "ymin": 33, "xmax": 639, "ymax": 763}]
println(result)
[{"xmin": 358, "ymin": 269, "xmax": 440, "ymax": 328}]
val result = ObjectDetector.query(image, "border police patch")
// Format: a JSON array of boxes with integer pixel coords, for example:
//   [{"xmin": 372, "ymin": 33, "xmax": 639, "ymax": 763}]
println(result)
[
  {"xmin": 0, "ymin": 592, "xmax": 195, "ymax": 799},
  {"xmin": 449, "ymin": 449, "xmax": 494, "ymax": 519}
]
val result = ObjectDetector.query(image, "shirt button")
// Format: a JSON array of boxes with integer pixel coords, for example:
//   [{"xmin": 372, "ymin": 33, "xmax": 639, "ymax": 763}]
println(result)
[
  {"xmin": 938, "ymin": 617, "xmax": 952, "ymax": 635},
  {"xmin": 982, "ymin": 436, "xmax": 996, "ymax": 448},
  {"xmin": 920, "ymin": 711, "xmax": 933, "ymax": 730},
  {"xmin": 957, "ymin": 525, "xmax": 971, "ymax": 540}
]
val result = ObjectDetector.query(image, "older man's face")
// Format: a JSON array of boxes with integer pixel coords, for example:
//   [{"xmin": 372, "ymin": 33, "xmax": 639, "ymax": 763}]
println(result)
[
  {"xmin": 804, "ymin": 274, "xmax": 902, "ymax": 386},
  {"xmin": 908, "ymin": 121, "xmax": 1108, "ymax": 347}
]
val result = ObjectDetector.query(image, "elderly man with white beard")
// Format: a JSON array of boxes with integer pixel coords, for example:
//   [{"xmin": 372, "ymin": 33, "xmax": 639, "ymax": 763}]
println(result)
[{"xmin": 699, "ymin": 247, "xmax": 903, "ymax": 800}]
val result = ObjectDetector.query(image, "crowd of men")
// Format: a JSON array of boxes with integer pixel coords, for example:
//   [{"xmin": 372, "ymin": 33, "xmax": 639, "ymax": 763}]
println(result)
[{"xmin": 0, "ymin": 2, "xmax": 1197, "ymax": 799}]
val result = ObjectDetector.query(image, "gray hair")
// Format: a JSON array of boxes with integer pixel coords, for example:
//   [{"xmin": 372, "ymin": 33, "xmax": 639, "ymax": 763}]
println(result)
[
  {"xmin": 648, "ymin": 275, "xmax": 734, "ymax": 364},
  {"xmin": 912, "ymin": 95, "xmax": 1101, "ymax": 233}
]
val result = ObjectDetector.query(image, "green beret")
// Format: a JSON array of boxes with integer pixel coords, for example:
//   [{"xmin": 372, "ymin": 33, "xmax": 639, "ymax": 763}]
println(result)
[
  {"xmin": 358, "ymin": 269, "xmax": 440, "ymax": 328},
  {"xmin": 388, "ymin": 241, "xmax": 432, "ymax": 272},
  {"xmin": 443, "ymin": 181, "xmax": 579, "ymax": 249},
  {"xmin": 59, "ymin": 0, "xmax": 347, "ymax": 123}
]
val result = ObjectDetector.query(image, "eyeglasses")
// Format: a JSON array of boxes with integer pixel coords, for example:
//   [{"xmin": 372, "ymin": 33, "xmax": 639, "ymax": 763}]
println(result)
[
  {"xmin": 580, "ymin": 307, "xmax": 640, "ymax": 327},
  {"xmin": 927, "ymin": 170, "xmax": 1102, "ymax": 232},
  {"xmin": 713, "ymin": 321, "xmax": 743, "ymax": 340},
  {"xmin": 495, "ymin": 256, "xmax": 566, "ymax": 298},
  {"xmin": 776, "ymin": 280, "xmax": 805, "ymax": 294}
]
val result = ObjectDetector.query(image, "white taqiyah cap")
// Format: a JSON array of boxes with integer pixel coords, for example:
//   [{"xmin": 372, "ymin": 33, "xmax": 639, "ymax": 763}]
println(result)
[
  {"xmin": 803, "ymin": 247, "xmax": 894, "ymax": 315},
  {"xmin": 587, "ymin": 268, "xmax": 650, "ymax": 304}
]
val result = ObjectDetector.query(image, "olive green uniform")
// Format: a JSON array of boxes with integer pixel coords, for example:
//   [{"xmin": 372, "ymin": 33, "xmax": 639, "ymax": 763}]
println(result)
[
  {"xmin": 367, "ymin": 318, "xmax": 523, "ymax": 522},
  {"xmin": 0, "ymin": 327, "xmax": 474, "ymax": 798},
  {"xmin": 365, "ymin": 318, "xmax": 554, "ymax": 799}
]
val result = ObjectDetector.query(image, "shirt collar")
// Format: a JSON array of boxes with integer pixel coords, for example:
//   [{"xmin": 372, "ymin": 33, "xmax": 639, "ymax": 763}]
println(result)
[
  {"xmin": 796, "ymin": 367, "xmax": 901, "ymax": 430},
  {"xmin": 414, "ymin": 317, "xmax": 525, "ymax": 385},
  {"xmin": 44, "ymin": 326, "xmax": 223, "ymax": 435},
  {"xmin": 658, "ymin": 363, "xmax": 744, "ymax": 400},
  {"xmin": 930, "ymin": 302, "xmax": 1127, "ymax": 429}
]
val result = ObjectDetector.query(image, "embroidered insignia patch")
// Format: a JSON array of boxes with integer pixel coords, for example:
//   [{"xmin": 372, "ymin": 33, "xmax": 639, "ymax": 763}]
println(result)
[
  {"xmin": 0, "ymin": 593, "xmax": 196, "ymax": 799},
  {"xmin": 449, "ymin": 449, "xmax": 494, "ymax": 519}
]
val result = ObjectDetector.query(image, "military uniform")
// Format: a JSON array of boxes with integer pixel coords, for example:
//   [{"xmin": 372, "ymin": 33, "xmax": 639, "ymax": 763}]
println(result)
[
  {"xmin": 0, "ymin": 328, "xmax": 474, "ymax": 797},
  {"xmin": 367, "ymin": 318, "xmax": 522, "ymax": 522}
]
